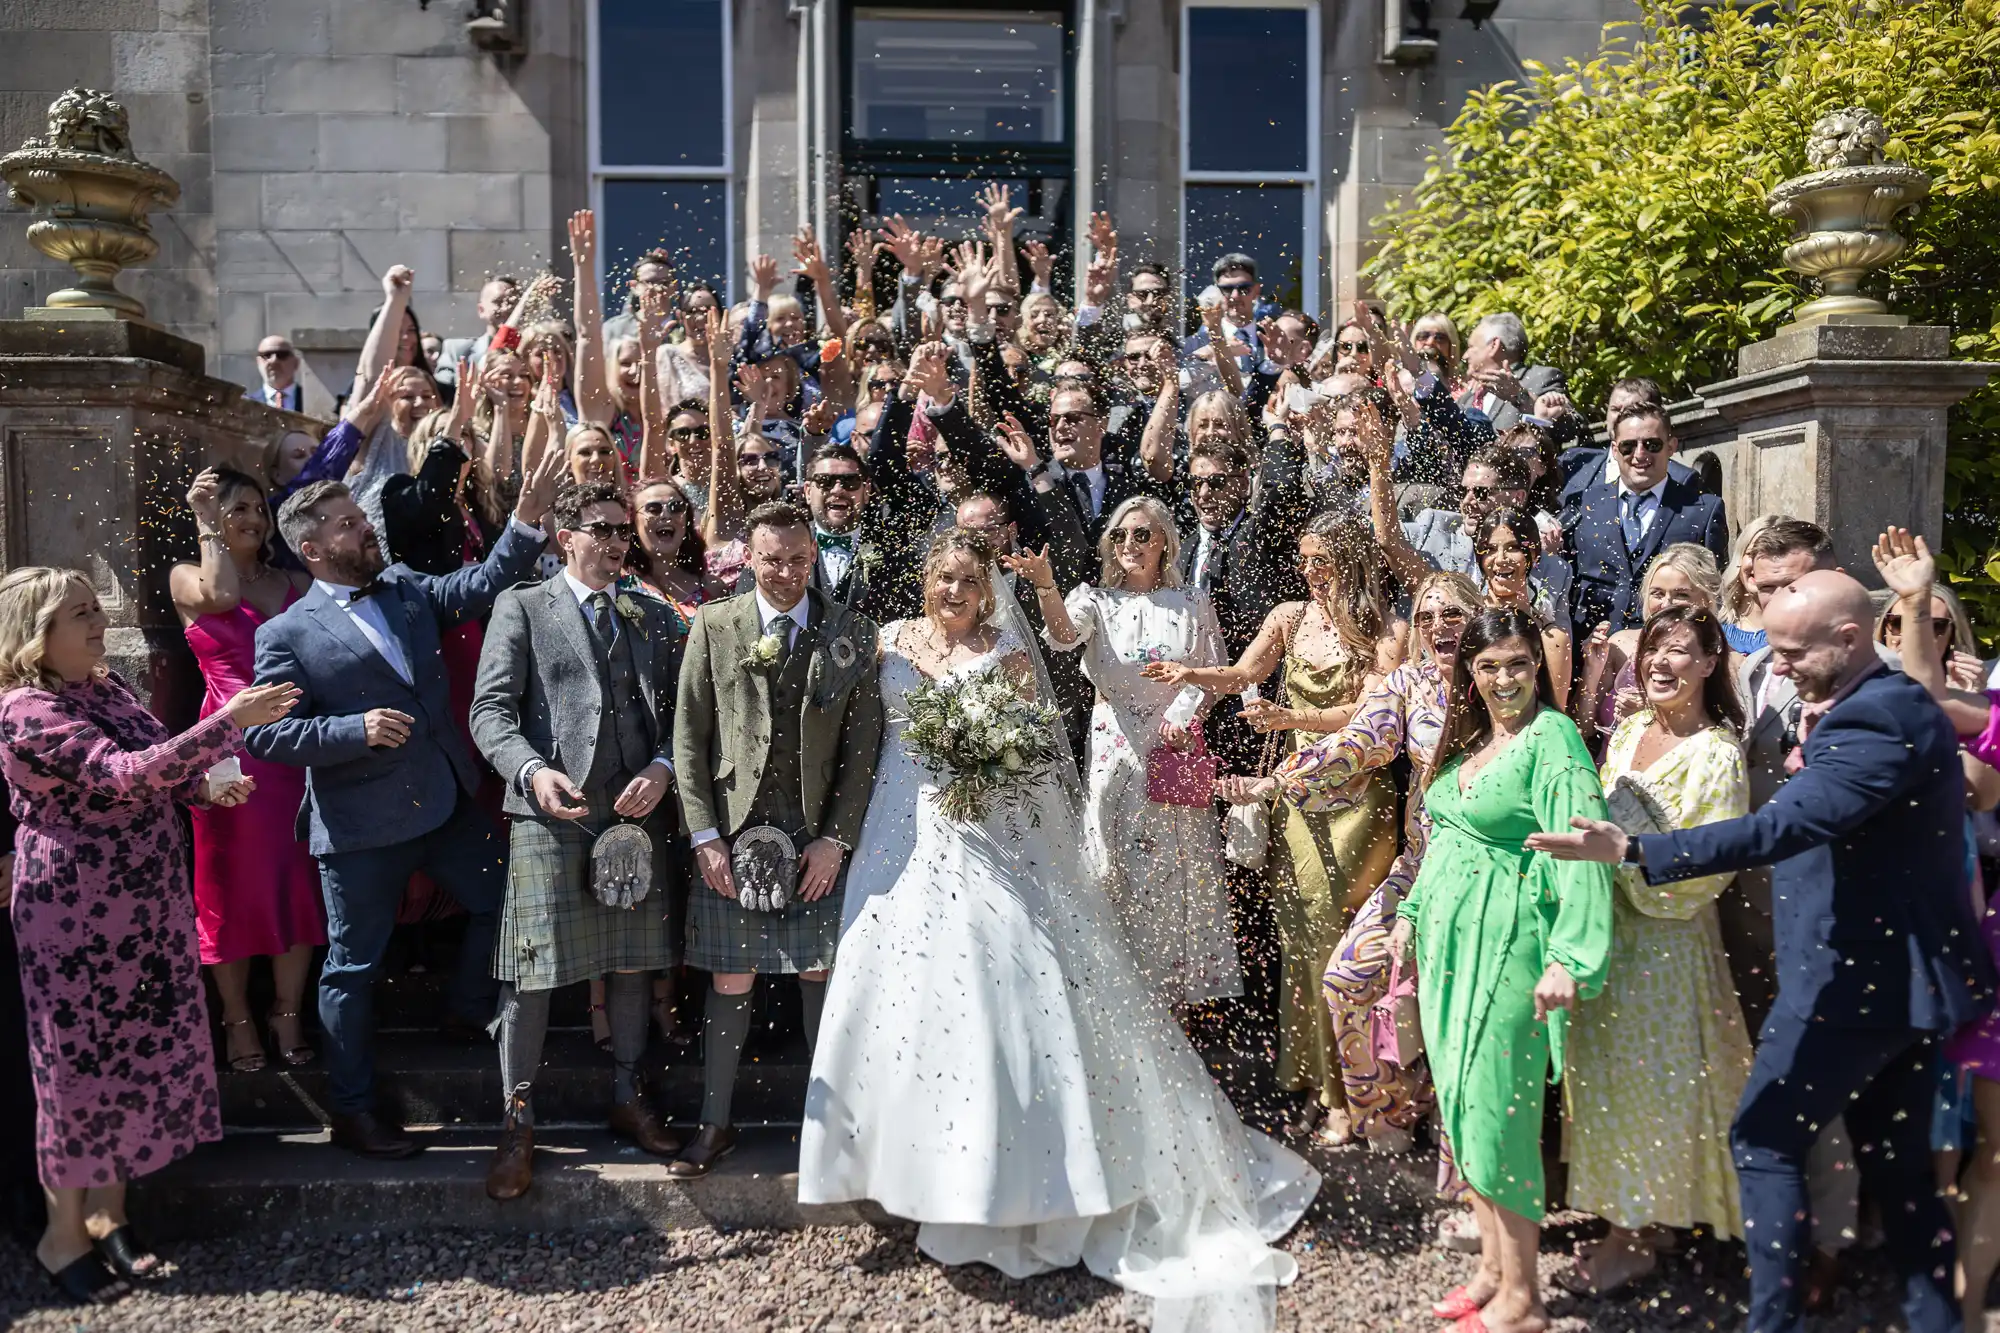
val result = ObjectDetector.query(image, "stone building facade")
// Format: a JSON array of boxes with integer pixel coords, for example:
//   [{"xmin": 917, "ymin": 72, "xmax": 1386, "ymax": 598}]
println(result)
[{"xmin": 1, "ymin": 0, "xmax": 1635, "ymax": 403}]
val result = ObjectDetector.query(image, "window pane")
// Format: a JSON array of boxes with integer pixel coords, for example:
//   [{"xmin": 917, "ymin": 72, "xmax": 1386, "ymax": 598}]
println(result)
[
  {"xmin": 1186, "ymin": 8, "xmax": 1309, "ymax": 174},
  {"xmin": 599, "ymin": 0, "xmax": 724, "ymax": 167},
  {"xmin": 851, "ymin": 9, "xmax": 1064, "ymax": 144},
  {"xmin": 601, "ymin": 179, "xmax": 730, "ymax": 298},
  {"xmin": 875, "ymin": 175, "xmax": 1029, "ymax": 220},
  {"xmin": 1183, "ymin": 183, "xmax": 1305, "ymax": 314}
]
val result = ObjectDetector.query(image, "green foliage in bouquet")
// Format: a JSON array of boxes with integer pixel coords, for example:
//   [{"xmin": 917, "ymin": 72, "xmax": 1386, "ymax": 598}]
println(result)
[{"xmin": 899, "ymin": 666, "xmax": 1064, "ymax": 824}]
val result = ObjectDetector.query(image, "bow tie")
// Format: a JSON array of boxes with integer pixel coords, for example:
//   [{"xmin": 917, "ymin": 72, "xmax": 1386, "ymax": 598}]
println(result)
[
  {"xmin": 346, "ymin": 578, "xmax": 390, "ymax": 602},
  {"xmin": 816, "ymin": 532, "xmax": 855, "ymax": 553}
]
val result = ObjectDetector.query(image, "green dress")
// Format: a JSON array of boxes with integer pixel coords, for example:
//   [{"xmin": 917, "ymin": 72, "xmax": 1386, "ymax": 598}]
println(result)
[
  {"xmin": 1396, "ymin": 707, "xmax": 1614, "ymax": 1221},
  {"xmin": 1270, "ymin": 648, "xmax": 1399, "ymax": 1110}
]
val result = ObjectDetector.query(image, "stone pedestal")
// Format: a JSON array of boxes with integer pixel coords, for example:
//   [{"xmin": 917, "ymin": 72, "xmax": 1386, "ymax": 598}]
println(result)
[
  {"xmin": 0, "ymin": 319, "xmax": 307, "ymax": 722},
  {"xmin": 1697, "ymin": 323, "xmax": 1997, "ymax": 585}
]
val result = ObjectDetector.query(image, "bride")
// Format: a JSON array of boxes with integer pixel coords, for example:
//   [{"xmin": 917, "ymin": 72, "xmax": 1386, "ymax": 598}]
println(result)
[{"xmin": 798, "ymin": 528, "xmax": 1320, "ymax": 1333}]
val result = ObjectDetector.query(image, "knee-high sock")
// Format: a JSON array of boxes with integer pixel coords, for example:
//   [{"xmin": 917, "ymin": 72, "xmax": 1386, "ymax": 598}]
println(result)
[
  {"xmin": 606, "ymin": 971, "xmax": 650, "ymax": 1107},
  {"xmin": 798, "ymin": 977, "xmax": 827, "ymax": 1054},
  {"xmin": 496, "ymin": 983, "xmax": 552, "ymax": 1127},
  {"xmin": 700, "ymin": 989, "xmax": 753, "ymax": 1128}
]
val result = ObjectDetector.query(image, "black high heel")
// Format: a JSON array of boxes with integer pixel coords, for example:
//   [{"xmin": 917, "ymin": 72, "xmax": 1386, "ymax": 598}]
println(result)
[
  {"xmin": 93, "ymin": 1225, "xmax": 165, "ymax": 1282},
  {"xmin": 42, "ymin": 1251, "xmax": 131, "ymax": 1305}
]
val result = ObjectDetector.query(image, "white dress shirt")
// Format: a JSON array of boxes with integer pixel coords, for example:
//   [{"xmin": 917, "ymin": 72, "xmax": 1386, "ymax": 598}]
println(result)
[
  {"xmin": 258, "ymin": 381, "xmax": 303, "ymax": 412},
  {"xmin": 690, "ymin": 588, "xmax": 812, "ymax": 848},
  {"xmin": 314, "ymin": 578, "xmax": 412, "ymax": 684},
  {"xmin": 1616, "ymin": 476, "xmax": 1670, "ymax": 542},
  {"xmin": 813, "ymin": 524, "xmax": 858, "ymax": 591}
]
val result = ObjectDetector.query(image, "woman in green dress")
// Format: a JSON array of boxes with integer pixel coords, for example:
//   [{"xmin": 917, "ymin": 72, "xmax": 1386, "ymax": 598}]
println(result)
[
  {"xmin": 1387, "ymin": 607, "xmax": 1615, "ymax": 1333},
  {"xmin": 1144, "ymin": 513, "xmax": 1403, "ymax": 1144}
]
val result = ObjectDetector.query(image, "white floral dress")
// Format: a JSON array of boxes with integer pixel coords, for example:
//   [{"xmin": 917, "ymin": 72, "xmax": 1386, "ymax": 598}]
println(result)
[
  {"xmin": 1047, "ymin": 584, "xmax": 1242, "ymax": 1007},
  {"xmin": 1563, "ymin": 713, "xmax": 1754, "ymax": 1238}
]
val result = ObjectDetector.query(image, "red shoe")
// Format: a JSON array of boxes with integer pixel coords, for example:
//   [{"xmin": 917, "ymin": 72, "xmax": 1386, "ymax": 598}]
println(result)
[
  {"xmin": 1451, "ymin": 1313, "xmax": 1492, "ymax": 1333},
  {"xmin": 1431, "ymin": 1286, "xmax": 1483, "ymax": 1320}
]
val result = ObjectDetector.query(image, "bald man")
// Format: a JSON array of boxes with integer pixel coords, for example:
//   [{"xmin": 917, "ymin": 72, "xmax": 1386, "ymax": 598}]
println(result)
[{"xmin": 1532, "ymin": 570, "xmax": 1994, "ymax": 1333}]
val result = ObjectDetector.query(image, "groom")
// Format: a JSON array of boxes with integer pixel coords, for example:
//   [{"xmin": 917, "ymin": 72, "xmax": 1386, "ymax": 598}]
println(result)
[{"xmin": 672, "ymin": 499, "xmax": 884, "ymax": 1177}]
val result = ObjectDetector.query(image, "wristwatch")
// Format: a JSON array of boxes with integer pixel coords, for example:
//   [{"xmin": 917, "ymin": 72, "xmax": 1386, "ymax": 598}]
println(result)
[
  {"xmin": 1026, "ymin": 460, "xmax": 1051, "ymax": 480},
  {"xmin": 1621, "ymin": 838, "xmax": 1646, "ymax": 867}
]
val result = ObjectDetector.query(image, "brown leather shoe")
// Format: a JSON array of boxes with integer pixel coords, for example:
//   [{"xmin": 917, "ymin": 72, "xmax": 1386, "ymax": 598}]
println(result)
[
  {"xmin": 486, "ymin": 1104, "xmax": 534, "ymax": 1202},
  {"xmin": 329, "ymin": 1111, "xmax": 421, "ymax": 1160},
  {"xmin": 665, "ymin": 1123, "xmax": 737, "ymax": 1179},
  {"xmin": 608, "ymin": 1101, "xmax": 683, "ymax": 1157}
]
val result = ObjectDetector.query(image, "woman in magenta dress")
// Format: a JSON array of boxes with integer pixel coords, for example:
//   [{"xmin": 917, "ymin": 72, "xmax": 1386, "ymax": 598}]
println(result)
[
  {"xmin": 0, "ymin": 565, "xmax": 297, "ymax": 1303},
  {"xmin": 171, "ymin": 467, "xmax": 324, "ymax": 1073}
]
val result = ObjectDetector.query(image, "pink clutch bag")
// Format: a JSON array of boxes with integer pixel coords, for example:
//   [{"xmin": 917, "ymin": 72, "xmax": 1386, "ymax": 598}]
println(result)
[
  {"xmin": 1369, "ymin": 954, "xmax": 1425, "ymax": 1068},
  {"xmin": 1146, "ymin": 722, "xmax": 1218, "ymax": 807}
]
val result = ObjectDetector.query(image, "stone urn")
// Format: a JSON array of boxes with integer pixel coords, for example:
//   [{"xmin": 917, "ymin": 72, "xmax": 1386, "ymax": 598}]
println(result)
[
  {"xmin": 0, "ymin": 88, "xmax": 180, "ymax": 322},
  {"xmin": 1765, "ymin": 107, "xmax": 1930, "ymax": 328}
]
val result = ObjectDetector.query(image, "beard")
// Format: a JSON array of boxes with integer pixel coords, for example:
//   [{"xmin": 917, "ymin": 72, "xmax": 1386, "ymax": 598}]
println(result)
[
  {"xmin": 321, "ymin": 541, "xmax": 385, "ymax": 587},
  {"xmin": 1787, "ymin": 660, "xmax": 1844, "ymax": 703}
]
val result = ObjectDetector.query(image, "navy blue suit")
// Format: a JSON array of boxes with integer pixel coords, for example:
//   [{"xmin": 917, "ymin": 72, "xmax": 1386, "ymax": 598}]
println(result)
[
  {"xmin": 247, "ymin": 519, "xmax": 546, "ymax": 1113},
  {"xmin": 1634, "ymin": 667, "xmax": 1994, "ymax": 1333},
  {"xmin": 1560, "ymin": 471, "xmax": 1728, "ymax": 634}
]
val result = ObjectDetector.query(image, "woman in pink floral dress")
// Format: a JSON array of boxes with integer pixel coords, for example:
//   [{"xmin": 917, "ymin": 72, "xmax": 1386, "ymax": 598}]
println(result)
[{"xmin": 0, "ymin": 567, "xmax": 297, "ymax": 1305}]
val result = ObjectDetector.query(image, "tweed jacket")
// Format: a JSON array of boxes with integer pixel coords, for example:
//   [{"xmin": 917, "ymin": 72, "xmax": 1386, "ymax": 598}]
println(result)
[
  {"xmin": 469, "ymin": 575, "xmax": 684, "ymax": 821},
  {"xmin": 673, "ymin": 587, "xmax": 883, "ymax": 848}
]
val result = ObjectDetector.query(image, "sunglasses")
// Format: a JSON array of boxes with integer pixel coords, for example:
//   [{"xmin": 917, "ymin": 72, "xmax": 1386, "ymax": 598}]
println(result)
[
  {"xmin": 1883, "ymin": 615, "xmax": 1951, "ymax": 637},
  {"xmin": 1298, "ymin": 554, "xmax": 1338, "ymax": 574},
  {"xmin": 576, "ymin": 521, "xmax": 635, "ymax": 542},
  {"xmin": 1615, "ymin": 437, "xmax": 1669, "ymax": 457},
  {"xmin": 258, "ymin": 348, "xmax": 296, "ymax": 360},
  {"xmin": 810, "ymin": 473, "xmax": 865, "ymax": 491},
  {"xmin": 1130, "ymin": 287, "xmax": 1167, "ymax": 302},
  {"xmin": 938, "ymin": 295, "xmax": 967, "ymax": 308},
  {"xmin": 1109, "ymin": 526, "xmax": 1156, "ymax": 546},
  {"xmin": 1216, "ymin": 280, "xmax": 1254, "ymax": 293},
  {"xmin": 640, "ymin": 498, "xmax": 690, "ymax": 518},
  {"xmin": 739, "ymin": 453, "xmax": 780, "ymax": 470},
  {"xmin": 1049, "ymin": 411, "xmax": 1099, "ymax": 428},
  {"xmin": 668, "ymin": 425, "xmax": 711, "ymax": 442},
  {"xmin": 1463, "ymin": 485, "xmax": 1521, "ymax": 501},
  {"xmin": 1189, "ymin": 474, "xmax": 1241, "ymax": 491},
  {"xmin": 1412, "ymin": 607, "xmax": 1469, "ymax": 629},
  {"xmin": 1336, "ymin": 339, "xmax": 1370, "ymax": 354},
  {"xmin": 987, "ymin": 303, "xmax": 1019, "ymax": 316}
]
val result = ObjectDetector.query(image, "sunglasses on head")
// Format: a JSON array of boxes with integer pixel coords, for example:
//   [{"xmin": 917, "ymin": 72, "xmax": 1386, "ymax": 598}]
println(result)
[
  {"xmin": 668, "ymin": 425, "xmax": 710, "ymax": 442},
  {"xmin": 810, "ymin": 473, "xmax": 865, "ymax": 491},
  {"xmin": 1883, "ymin": 614, "xmax": 1951, "ymax": 637},
  {"xmin": 640, "ymin": 498, "xmax": 690, "ymax": 518},
  {"xmin": 1109, "ymin": 525, "xmax": 1156, "ymax": 546},
  {"xmin": 1412, "ymin": 606, "xmax": 1469, "ymax": 628},
  {"xmin": 1615, "ymin": 436, "xmax": 1668, "ymax": 457},
  {"xmin": 576, "ymin": 520, "xmax": 634, "ymax": 542}
]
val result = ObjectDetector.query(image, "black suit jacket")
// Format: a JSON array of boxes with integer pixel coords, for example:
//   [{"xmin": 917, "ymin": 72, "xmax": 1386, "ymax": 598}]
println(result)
[
  {"xmin": 1560, "ymin": 472, "xmax": 1729, "ymax": 633},
  {"xmin": 1635, "ymin": 668, "xmax": 1994, "ymax": 1032}
]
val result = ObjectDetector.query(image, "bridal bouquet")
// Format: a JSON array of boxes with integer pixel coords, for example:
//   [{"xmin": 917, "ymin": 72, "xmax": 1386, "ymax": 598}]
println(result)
[{"xmin": 899, "ymin": 666, "xmax": 1063, "ymax": 823}]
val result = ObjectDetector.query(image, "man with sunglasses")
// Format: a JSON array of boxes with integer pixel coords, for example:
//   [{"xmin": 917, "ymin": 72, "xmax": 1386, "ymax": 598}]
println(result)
[
  {"xmin": 1124, "ymin": 262, "xmax": 1172, "ymax": 336},
  {"xmin": 1179, "ymin": 253, "xmax": 1269, "ymax": 392},
  {"xmin": 1563, "ymin": 402, "xmax": 1729, "ymax": 636},
  {"xmin": 253, "ymin": 335, "xmax": 334, "ymax": 417},
  {"xmin": 1375, "ymin": 446, "xmax": 1567, "ymax": 624},
  {"xmin": 470, "ymin": 479, "xmax": 687, "ymax": 1201}
]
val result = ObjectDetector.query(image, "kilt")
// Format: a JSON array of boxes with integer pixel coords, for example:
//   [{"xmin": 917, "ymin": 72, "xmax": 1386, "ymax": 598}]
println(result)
[
  {"xmin": 685, "ymin": 856, "xmax": 845, "ymax": 975},
  {"xmin": 494, "ymin": 812, "xmax": 681, "ymax": 991}
]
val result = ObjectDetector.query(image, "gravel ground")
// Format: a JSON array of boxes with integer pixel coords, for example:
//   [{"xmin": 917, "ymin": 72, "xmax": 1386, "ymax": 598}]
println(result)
[{"xmin": 0, "ymin": 1151, "xmax": 1925, "ymax": 1333}]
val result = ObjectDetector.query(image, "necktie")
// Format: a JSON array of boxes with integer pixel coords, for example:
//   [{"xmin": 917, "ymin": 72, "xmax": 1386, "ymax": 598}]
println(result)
[
  {"xmin": 588, "ymin": 590, "xmax": 616, "ymax": 652},
  {"xmin": 769, "ymin": 612, "xmax": 796, "ymax": 661},
  {"xmin": 1621, "ymin": 491, "xmax": 1653, "ymax": 551},
  {"xmin": 1068, "ymin": 470, "xmax": 1095, "ymax": 519}
]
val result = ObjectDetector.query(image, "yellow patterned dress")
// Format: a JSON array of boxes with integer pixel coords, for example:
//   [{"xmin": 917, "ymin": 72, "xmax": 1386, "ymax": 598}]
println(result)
[
  {"xmin": 1268, "ymin": 646, "xmax": 1400, "ymax": 1113},
  {"xmin": 1563, "ymin": 713, "xmax": 1754, "ymax": 1238}
]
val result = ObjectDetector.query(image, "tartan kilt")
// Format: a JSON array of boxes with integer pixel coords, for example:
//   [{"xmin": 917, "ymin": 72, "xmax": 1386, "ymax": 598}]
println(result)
[
  {"xmin": 495, "ymin": 813, "xmax": 681, "ymax": 991},
  {"xmin": 685, "ymin": 856, "xmax": 845, "ymax": 975}
]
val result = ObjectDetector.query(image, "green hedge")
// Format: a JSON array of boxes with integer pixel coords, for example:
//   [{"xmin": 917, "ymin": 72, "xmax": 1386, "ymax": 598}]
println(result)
[{"xmin": 1364, "ymin": 0, "xmax": 2000, "ymax": 635}]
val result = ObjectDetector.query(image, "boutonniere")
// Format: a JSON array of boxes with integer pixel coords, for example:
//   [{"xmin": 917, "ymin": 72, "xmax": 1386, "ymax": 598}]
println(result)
[
  {"xmin": 741, "ymin": 634, "xmax": 784, "ymax": 672},
  {"xmin": 613, "ymin": 594, "xmax": 643, "ymax": 624},
  {"xmin": 855, "ymin": 545, "xmax": 884, "ymax": 580},
  {"xmin": 828, "ymin": 635, "xmax": 857, "ymax": 669}
]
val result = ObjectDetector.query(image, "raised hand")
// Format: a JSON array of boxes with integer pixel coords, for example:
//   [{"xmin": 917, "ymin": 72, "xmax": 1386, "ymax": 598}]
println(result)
[
  {"xmin": 792, "ymin": 226, "xmax": 831, "ymax": 285},
  {"xmin": 186, "ymin": 467, "xmax": 223, "ymax": 529},
  {"xmin": 348, "ymin": 362, "xmax": 400, "ymax": 432},
  {"xmin": 879, "ymin": 215, "xmax": 926, "ymax": 275},
  {"xmin": 381, "ymin": 264, "xmax": 414, "ymax": 299},
  {"xmin": 905, "ymin": 342, "xmax": 953, "ymax": 402},
  {"xmin": 1871, "ymin": 526, "xmax": 1937, "ymax": 601},
  {"xmin": 566, "ymin": 209, "xmax": 596, "ymax": 268},
  {"xmin": 846, "ymin": 226, "xmax": 877, "ymax": 287},
  {"xmin": 977, "ymin": 182, "xmax": 1022, "ymax": 237},
  {"xmin": 1084, "ymin": 250, "xmax": 1116, "ymax": 310},
  {"xmin": 637, "ymin": 284, "xmax": 672, "ymax": 352},
  {"xmin": 995, "ymin": 412, "xmax": 1039, "ymax": 471},
  {"xmin": 800, "ymin": 395, "xmax": 838, "ymax": 437},
  {"xmin": 1533, "ymin": 390, "xmax": 1572, "ymax": 421},
  {"xmin": 513, "ymin": 440, "xmax": 567, "ymax": 525},
  {"xmin": 750, "ymin": 253, "xmax": 779, "ymax": 302},
  {"xmin": 917, "ymin": 235, "xmax": 946, "ymax": 280},
  {"xmin": 704, "ymin": 306, "xmax": 729, "ymax": 374},
  {"xmin": 1087, "ymin": 210, "xmax": 1117, "ymax": 262},
  {"xmin": 1000, "ymin": 544, "xmax": 1056, "ymax": 591},
  {"xmin": 225, "ymin": 681, "xmax": 302, "ymax": 728},
  {"xmin": 448, "ymin": 357, "xmax": 476, "ymax": 433},
  {"xmin": 951, "ymin": 241, "xmax": 992, "ymax": 315},
  {"xmin": 1022, "ymin": 239, "xmax": 1053, "ymax": 289}
]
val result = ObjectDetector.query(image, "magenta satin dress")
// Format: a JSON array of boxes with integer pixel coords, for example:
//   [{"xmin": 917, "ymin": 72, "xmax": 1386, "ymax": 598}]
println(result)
[{"xmin": 185, "ymin": 592, "xmax": 327, "ymax": 965}]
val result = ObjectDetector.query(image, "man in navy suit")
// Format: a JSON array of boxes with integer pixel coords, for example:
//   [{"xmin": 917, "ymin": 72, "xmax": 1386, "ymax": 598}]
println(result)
[
  {"xmin": 1560, "ymin": 402, "xmax": 1729, "ymax": 636},
  {"xmin": 248, "ymin": 449, "xmax": 563, "ymax": 1159},
  {"xmin": 1531, "ymin": 570, "xmax": 1995, "ymax": 1333}
]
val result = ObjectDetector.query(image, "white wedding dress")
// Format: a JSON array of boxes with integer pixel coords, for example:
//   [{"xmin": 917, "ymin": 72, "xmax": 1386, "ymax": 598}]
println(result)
[{"xmin": 798, "ymin": 620, "xmax": 1320, "ymax": 1333}]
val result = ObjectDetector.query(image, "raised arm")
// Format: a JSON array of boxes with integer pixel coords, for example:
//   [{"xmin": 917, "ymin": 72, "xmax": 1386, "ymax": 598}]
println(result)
[
  {"xmin": 793, "ymin": 226, "xmax": 847, "ymax": 342},
  {"xmin": 703, "ymin": 308, "xmax": 743, "ymax": 545},
  {"xmin": 354, "ymin": 265, "xmax": 414, "ymax": 393},
  {"xmin": 171, "ymin": 468, "xmax": 245, "ymax": 621},
  {"xmin": 978, "ymin": 183, "xmax": 1023, "ymax": 297},
  {"xmin": 1138, "ymin": 340, "xmax": 1179, "ymax": 485},
  {"xmin": 568, "ymin": 210, "xmax": 616, "ymax": 428},
  {"xmin": 1360, "ymin": 401, "xmax": 1433, "ymax": 591},
  {"xmin": 635, "ymin": 284, "xmax": 672, "ymax": 483},
  {"xmin": 423, "ymin": 447, "xmax": 559, "ymax": 627},
  {"xmin": 1, "ymin": 691, "xmax": 250, "ymax": 799},
  {"xmin": 1874, "ymin": 527, "xmax": 1990, "ymax": 735},
  {"xmin": 1197, "ymin": 300, "xmax": 1244, "ymax": 400}
]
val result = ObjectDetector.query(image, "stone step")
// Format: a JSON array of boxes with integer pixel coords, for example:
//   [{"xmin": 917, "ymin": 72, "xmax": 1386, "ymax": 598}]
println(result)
[
  {"xmin": 127, "ymin": 1126, "xmax": 874, "ymax": 1242},
  {"xmin": 223, "ymin": 1030, "xmax": 812, "ymax": 1131}
]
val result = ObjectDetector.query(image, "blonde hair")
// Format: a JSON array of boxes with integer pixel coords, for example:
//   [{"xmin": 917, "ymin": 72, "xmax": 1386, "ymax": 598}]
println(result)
[
  {"xmin": 1721, "ymin": 515, "xmax": 1778, "ymax": 624},
  {"xmin": 0, "ymin": 567, "xmax": 100, "ymax": 694},
  {"xmin": 1406, "ymin": 570, "xmax": 1481, "ymax": 666},
  {"xmin": 1641, "ymin": 543, "xmax": 1723, "ymax": 611},
  {"xmin": 921, "ymin": 528, "xmax": 999, "ymax": 625},
  {"xmin": 1097, "ymin": 495, "xmax": 1183, "ymax": 590},
  {"xmin": 766, "ymin": 294, "xmax": 803, "ymax": 326},
  {"xmin": 261, "ymin": 428, "xmax": 318, "ymax": 488}
]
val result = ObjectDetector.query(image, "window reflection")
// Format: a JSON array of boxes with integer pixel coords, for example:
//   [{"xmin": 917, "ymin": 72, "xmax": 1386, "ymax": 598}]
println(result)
[
  {"xmin": 851, "ymin": 9, "xmax": 1065, "ymax": 145},
  {"xmin": 1183, "ymin": 183, "xmax": 1305, "ymax": 314},
  {"xmin": 1186, "ymin": 7, "xmax": 1311, "ymax": 174},
  {"xmin": 600, "ymin": 179, "xmax": 730, "ymax": 296},
  {"xmin": 598, "ymin": 0, "xmax": 725, "ymax": 167}
]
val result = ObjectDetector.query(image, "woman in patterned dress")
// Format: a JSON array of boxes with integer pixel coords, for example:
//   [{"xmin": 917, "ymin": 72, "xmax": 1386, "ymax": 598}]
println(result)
[
  {"xmin": 1147, "ymin": 513, "xmax": 1402, "ymax": 1143},
  {"xmin": 0, "ymin": 567, "xmax": 298, "ymax": 1304},
  {"xmin": 1559, "ymin": 605, "xmax": 1752, "ymax": 1295}
]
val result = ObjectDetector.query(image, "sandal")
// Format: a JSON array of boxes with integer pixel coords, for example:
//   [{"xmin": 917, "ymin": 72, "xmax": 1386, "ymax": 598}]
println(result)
[
  {"xmin": 92, "ymin": 1225, "xmax": 165, "ymax": 1282},
  {"xmin": 42, "ymin": 1251, "xmax": 130, "ymax": 1305},
  {"xmin": 267, "ymin": 1008, "xmax": 315, "ymax": 1067},
  {"xmin": 1431, "ymin": 1285, "xmax": 1485, "ymax": 1320},
  {"xmin": 588, "ymin": 1002, "xmax": 611, "ymax": 1053},
  {"xmin": 221, "ymin": 1018, "xmax": 266, "ymax": 1073}
]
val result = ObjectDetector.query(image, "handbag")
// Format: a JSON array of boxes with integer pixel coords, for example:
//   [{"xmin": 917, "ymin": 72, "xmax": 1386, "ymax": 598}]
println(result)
[
  {"xmin": 587, "ymin": 822, "xmax": 655, "ymax": 910},
  {"xmin": 1604, "ymin": 773, "xmax": 1672, "ymax": 837},
  {"xmin": 1368, "ymin": 953, "xmax": 1426, "ymax": 1068},
  {"xmin": 1146, "ymin": 721, "xmax": 1219, "ymax": 807},
  {"xmin": 731, "ymin": 825, "xmax": 799, "ymax": 914}
]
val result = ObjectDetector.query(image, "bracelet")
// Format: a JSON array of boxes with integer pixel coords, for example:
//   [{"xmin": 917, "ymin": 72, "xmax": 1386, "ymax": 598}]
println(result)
[{"xmin": 197, "ymin": 527, "xmax": 224, "ymax": 544}]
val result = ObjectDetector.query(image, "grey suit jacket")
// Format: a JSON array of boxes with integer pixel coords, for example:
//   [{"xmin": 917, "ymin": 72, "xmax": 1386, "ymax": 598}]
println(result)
[
  {"xmin": 673, "ymin": 588, "xmax": 883, "ymax": 848},
  {"xmin": 470, "ymin": 578, "xmax": 684, "ymax": 821}
]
